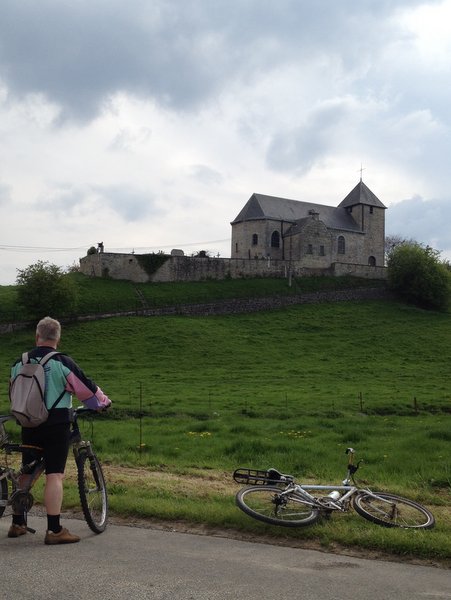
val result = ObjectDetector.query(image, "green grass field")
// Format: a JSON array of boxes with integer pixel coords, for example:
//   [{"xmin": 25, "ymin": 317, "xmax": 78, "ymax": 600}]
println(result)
[
  {"xmin": 0, "ymin": 272, "xmax": 385, "ymax": 321},
  {"xmin": 0, "ymin": 280, "xmax": 450, "ymax": 562}
]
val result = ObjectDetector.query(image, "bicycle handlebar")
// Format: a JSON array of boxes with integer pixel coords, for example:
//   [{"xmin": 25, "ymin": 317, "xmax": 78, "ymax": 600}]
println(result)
[{"xmin": 74, "ymin": 406, "xmax": 110, "ymax": 415}]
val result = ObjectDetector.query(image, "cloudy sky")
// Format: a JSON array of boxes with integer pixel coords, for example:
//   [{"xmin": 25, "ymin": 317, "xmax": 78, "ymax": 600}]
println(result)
[{"xmin": 1, "ymin": 0, "xmax": 451, "ymax": 284}]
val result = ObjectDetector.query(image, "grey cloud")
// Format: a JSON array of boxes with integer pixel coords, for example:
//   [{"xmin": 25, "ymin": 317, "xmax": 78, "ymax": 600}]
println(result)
[
  {"xmin": 0, "ymin": 182, "xmax": 11, "ymax": 205},
  {"xmin": 0, "ymin": 0, "xmax": 436, "ymax": 122},
  {"xmin": 35, "ymin": 184, "xmax": 88, "ymax": 214},
  {"xmin": 266, "ymin": 100, "xmax": 351, "ymax": 173},
  {"xmin": 188, "ymin": 164, "xmax": 223, "ymax": 185},
  {"xmin": 93, "ymin": 184, "xmax": 162, "ymax": 221},
  {"xmin": 109, "ymin": 127, "xmax": 152, "ymax": 152},
  {"xmin": 33, "ymin": 183, "xmax": 160, "ymax": 223},
  {"xmin": 386, "ymin": 196, "xmax": 451, "ymax": 256}
]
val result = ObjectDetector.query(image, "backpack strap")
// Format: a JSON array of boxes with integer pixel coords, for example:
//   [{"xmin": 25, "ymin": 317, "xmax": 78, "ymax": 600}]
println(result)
[
  {"xmin": 34, "ymin": 351, "xmax": 66, "ymax": 411},
  {"xmin": 49, "ymin": 388, "xmax": 67, "ymax": 411},
  {"xmin": 38, "ymin": 351, "xmax": 61, "ymax": 366},
  {"xmin": 21, "ymin": 351, "xmax": 59, "ymax": 366}
]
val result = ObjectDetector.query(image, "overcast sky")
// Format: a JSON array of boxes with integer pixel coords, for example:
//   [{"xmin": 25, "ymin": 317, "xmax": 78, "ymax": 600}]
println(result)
[{"xmin": 1, "ymin": 0, "xmax": 451, "ymax": 284}]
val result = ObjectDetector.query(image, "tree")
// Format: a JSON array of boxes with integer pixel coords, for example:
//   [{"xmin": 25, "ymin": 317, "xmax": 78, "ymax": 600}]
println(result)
[
  {"xmin": 16, "ymin": 261, "xmax": 79, "ymax": 319},
  {"xmin": 387, "ymin": 242, "xmax": 451, "ymax": 311},
  {"xmin": 385, "ymin": 234, "xmax": 417, "ymax": 264}
]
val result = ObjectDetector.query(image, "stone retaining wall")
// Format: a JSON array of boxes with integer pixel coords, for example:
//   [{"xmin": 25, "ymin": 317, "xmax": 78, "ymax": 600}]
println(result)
[{"xmin": 79, "ymin": 252, "xmax": 387, "ymax": 283}]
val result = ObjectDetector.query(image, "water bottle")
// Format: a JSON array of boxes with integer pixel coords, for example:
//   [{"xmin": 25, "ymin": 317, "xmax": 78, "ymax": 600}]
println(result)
[{"xmin": 327, "ymin": 491, "xmax": 341, "ymax": 501}]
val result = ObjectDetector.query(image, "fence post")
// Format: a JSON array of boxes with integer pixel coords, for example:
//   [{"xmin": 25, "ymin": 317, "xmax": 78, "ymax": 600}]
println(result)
[{"xmin": 359, "ymin": 391, "xmax": 364, "ymax": 412}]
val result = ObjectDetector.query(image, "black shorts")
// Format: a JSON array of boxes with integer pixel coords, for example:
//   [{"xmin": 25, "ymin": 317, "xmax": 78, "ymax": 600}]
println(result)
[{"xmin": 21, "ymin": 423, "xmax": 71, "ymax": 474}]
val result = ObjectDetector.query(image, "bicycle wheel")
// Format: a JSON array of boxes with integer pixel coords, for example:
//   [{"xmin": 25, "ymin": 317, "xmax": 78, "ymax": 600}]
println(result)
[
  {"xmin": 77, "ymin": 451, "xmax": 108, "ymax": 533},
  {"xmin": 0, "ymin": 470, "xmax": 8, "ymax": 518},
  {"xmin": 353, "ymin": 492, "xmax": 435, "ymax": 529},
  {"xmin": 236, "ymin": 486, "xmax": 321, "ymax": 527}
]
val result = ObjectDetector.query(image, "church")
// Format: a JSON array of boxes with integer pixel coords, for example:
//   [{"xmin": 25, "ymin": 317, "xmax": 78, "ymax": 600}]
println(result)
[{"xmin": 230, "ymin": 179, "xmax": 386, "ymax": 269}]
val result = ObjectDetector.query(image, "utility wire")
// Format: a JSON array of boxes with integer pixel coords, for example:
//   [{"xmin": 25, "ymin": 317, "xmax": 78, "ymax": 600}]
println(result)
[{"xmin": 0, "ymin": 238, "xmax": 231, "ymax": 253}]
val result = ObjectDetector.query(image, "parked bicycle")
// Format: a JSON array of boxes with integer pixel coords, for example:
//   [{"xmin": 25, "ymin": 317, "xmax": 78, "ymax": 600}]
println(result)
[
  {"xmin": 233, "ymin": 448, "xmax": 435, "ymax": 529},
  {"xmin": 0, "ymin": 407, "xmax": 108, "ymax": 535}
]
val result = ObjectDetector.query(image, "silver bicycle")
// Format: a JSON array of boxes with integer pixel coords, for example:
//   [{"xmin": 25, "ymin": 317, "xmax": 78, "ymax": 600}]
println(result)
[{"xmin": 234, "ymin": 448, "xmax": 435, "ymax": 529}]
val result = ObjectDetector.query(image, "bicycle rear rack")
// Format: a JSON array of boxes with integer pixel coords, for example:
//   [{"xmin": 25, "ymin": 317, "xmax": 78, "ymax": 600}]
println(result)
[{"xmin": 233, "ymin": 467, "xmax": 293, "ymax": 486}]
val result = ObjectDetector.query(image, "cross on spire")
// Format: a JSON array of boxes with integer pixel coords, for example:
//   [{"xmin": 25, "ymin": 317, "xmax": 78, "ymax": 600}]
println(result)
[{"xmin": 358, "ymin": 163, "xmax": 366, "ymax": 182}]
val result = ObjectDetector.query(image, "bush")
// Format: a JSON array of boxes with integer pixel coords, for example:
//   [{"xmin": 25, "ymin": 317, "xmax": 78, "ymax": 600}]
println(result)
[
  {"xmin": 387, "ymin": 243, "xmax": 451, "ymax": 311},
  {"xmin": 16, "ymin": 261, "xmax": 79, "ymax": 319}
]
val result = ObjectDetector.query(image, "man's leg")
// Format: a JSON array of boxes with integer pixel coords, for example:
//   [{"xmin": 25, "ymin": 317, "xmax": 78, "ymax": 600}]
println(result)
[
  {"xmin": 8, "ymin": 474, "xmax": 32, "ymax": 537},
  {"xmin": 44, "ymin": 472, "xmax": 64, "ymax": 524},
  {"xmin": 43, "ymin": 472, "xmax": 80, "ymax": 544}
]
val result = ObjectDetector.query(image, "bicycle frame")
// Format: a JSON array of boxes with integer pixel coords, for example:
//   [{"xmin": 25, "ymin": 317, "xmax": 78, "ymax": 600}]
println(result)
[
  {"xmin": 284, "ymin": 482, "xmax": 358, "ymax": 511},
  {"xmin": 278, "ymin": 445, "xmax": 407, "ymax": 516}
]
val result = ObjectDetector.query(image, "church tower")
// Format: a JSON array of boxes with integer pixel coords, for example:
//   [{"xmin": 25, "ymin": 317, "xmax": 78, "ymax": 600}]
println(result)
[{"xmin": 337, "ymin": 180, "xmax": 386, "ymax": 267}]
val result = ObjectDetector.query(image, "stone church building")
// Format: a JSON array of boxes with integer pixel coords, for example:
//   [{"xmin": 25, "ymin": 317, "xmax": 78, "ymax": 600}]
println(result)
[
  {"xmin": 80, "ymin": 179, "xmax": 387, "ymax": 283},
  {"xmin": 231, "ymin": 179, "xmax": 386, "ymax": 269}
]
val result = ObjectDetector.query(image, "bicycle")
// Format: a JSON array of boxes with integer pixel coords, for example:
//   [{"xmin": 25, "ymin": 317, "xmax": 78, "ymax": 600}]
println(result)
[
  {"xmin": 233, "ymin": 448, "xmax": 435, "ymax": 529},
  {"xmin": 0, "ymin": 407, "xmax": 108, "ymax": 535}
]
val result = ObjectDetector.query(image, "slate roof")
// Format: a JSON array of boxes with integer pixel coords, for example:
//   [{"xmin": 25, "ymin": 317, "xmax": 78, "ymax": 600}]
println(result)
[
  {"xmin": 231, "ymin": 193, "xmax": 359, "ymax": 232},
  {"xmin": 231, "ymin": 181, "xmax": 385, "ymax": 234},
  {"xmin": 338, "ymin": 181, "xmax": 386, "ymax": 209}
]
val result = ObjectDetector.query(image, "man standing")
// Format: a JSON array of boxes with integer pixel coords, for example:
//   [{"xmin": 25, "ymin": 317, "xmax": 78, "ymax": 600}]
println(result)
[{"xmin": 8, "ymin": 316, "xmax": 111, "ymax": 545}]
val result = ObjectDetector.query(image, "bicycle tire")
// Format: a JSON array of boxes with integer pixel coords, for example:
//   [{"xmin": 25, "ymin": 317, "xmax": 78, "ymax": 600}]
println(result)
[
  {"xmin": 77, "ymin": 451, "xmax": 108, "ymax": 533},
  {"xmin": 353, "ymin": 491, "xmax": 435, "ymax": 529},
  {"xmin": 0, "ymin": 470, "xmax": 8, "ymax": 517},
  {"xmin": 236, "ymin": 486, "xmax": 321, "ymax": 527}
]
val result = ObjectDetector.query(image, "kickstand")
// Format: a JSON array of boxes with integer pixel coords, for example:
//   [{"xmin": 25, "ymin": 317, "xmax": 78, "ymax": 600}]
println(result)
[{"xmin": 24, "ymin": 512, "xmax": 36, "ymax": 534}]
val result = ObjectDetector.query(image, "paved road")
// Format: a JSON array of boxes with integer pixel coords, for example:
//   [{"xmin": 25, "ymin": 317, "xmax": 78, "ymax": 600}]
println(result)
[{"xmin": 1, "ymin": 516, "xmax": 450, "ymax": 600}]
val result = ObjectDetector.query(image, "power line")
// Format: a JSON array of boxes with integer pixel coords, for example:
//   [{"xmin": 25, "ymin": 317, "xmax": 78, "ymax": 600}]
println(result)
[
  {"xmin": 0, "ymin": 239, "xmax": 231, "ymax": 253},
  {"xmin": 109, "ymin": 239, "xmax": 231, "ymax": 251},
  {"xmin": 0, "ymin": 245, "xmax": 90, "ymax": 252}
]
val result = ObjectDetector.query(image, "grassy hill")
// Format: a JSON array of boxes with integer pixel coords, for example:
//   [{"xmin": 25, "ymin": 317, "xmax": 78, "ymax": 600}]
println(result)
[
  {"xmin": 0, "ymin": 272, "xmax": 385, "ymax": 322},
  {"xmin": 0, "ymin": 276, "xmax": 450, "ymax": 562}
]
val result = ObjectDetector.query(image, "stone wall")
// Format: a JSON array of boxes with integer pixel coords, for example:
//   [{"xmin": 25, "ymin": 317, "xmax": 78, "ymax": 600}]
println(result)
[{"xmin": 79, "ymin": 252, "xmax": 387, "ymax": 283}]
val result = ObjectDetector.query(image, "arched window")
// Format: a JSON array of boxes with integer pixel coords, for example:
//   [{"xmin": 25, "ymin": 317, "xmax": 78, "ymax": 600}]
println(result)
[
  {"xmin": 337, "ymin": 236, "xmax": 345, "ymax": 254},
  {"xmin": 368, "ymin": 256, "xmax": 376, "ymax": 266},
  {"xmin": 252, "ymin": 233, "xmax": 258, "ymax": 246},
  {"xmin": 271, "ymin": 231, "xmax": 280, "ymax": 248}
]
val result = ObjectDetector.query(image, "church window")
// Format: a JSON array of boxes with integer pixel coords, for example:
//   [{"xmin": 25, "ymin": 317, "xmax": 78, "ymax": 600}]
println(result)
[
  {"xmin": 337, "ymin": 236, "xmax": 345, "ymax": 254},
  {"xmin": 307, "ymin": 244, "xmax": 313, "ymax": 254},
  {"xmin": 252, "ymin": 234, "xmax": 258, "ymax": 245},
  {"xmin": 235, "ymin": 242, "xmax": 238, "ymax": 254},
  {"xmin": 271, "ymin": 231, "xmax": 280, "ymax": 248},
  {"xmin": 319, "ymin": 245, "xmax": 325, "ymax": 256},
  {"xmin": 368, "ymin": 256, "xmax": 376, "ymax": 266},
  {"xmin": 369, "ymin": 206, "xmax": 374, "ymax": 214}
]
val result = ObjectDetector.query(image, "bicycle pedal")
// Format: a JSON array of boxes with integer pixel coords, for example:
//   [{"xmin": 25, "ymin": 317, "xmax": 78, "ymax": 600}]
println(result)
[{"xmin": 26, "ymin": 526, "xmax": 36, "ymax": 534}]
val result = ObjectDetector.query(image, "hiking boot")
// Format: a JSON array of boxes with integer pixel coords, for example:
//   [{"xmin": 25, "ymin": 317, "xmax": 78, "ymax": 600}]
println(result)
[
  {"xmin": 44, "ymin": 527, "xmax": 80, "ymax": 545},
  {"xmin": 8, "ymin": 524, "xmax": 28, "ymax": 538}
]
